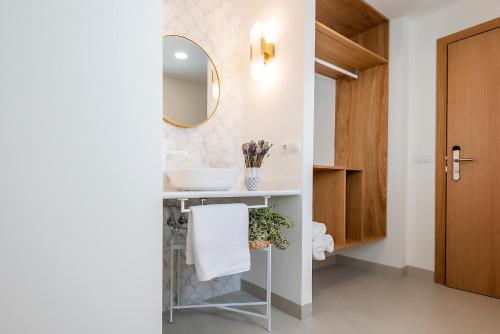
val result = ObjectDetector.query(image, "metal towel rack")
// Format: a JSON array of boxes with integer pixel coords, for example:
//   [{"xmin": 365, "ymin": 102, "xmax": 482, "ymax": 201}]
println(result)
[
  {"xmin": 167, "ymin": 196, "xmax": 273, "ymax": 331},
  {"xmin": 178, "ymin": 196, "xmax": 270, "ymax": 213}
]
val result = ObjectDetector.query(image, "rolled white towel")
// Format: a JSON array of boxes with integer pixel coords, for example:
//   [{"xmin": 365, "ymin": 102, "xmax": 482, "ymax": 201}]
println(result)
[
  {"xmin": 313, "ymin": 249, "xmax": 326, "ymax": 261},
  {"xmin": 312, "ymin": 234, "xmax": 335, "ymax": 261},
  {"xmin": 322, "ymin": 234, "xmax": 334, "ymax": 253},
  {"xmin": 312, "ymin": 238, "xmax": 327, "ymax": 261},
  {"xmin": 312, "ymin": 237, "xmax": 326, "ymax": 253},
  {"xmin": 312, "ymin": 247, "xmax": 326, "ymax": 261},
  {"xmin": 312, "ymin": 221, "xmax": 327, "ymax": 241}
]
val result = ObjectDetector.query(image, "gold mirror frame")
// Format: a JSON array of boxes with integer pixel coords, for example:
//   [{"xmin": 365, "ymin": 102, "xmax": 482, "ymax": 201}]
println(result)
[{"xmin": 162, "ymin": 34, "xmax": 221, "ymax": 128}]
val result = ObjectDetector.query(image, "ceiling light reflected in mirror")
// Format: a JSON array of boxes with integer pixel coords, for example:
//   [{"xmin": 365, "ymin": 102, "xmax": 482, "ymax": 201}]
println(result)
[
  {"xmin": 163, "ymin": 35, "xmax": 221, "ymax": 128},
  {"xmin": 174, "ymin": 51, "xmax": 188, "ymax": 60}
]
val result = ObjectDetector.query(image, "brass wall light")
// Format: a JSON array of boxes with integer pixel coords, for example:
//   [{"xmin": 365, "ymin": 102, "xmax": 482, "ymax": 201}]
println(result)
[{"xmin": 250, "ymin": 22, "xmax": 276, "ymax": 80}]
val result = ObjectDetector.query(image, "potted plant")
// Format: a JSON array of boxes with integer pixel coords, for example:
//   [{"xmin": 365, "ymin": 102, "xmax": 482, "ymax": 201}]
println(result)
[
  {"xmin": 248, "ymin": 206, "xmax": 294, "ymax": 249},
  {"xmin": 242, "ymin": 140, "xmax": 272, "ymax": 191}
]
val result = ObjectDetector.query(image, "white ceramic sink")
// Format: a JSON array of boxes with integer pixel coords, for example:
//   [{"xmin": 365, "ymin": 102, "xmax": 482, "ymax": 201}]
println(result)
[{"xmin": 168, "ymin": 168, "xmax": 237, "ymax": 191}]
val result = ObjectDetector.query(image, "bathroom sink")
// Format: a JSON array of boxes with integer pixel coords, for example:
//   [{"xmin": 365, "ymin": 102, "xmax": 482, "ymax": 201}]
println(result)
[{"xmin": 167, "ymin": 168, "xmax": 237, "ymax": 191}]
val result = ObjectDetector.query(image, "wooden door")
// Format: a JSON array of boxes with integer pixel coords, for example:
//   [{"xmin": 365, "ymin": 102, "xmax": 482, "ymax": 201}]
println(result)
[{"xmin": 446, "ymin": 27, "xmax": 500, "ymax": 298}]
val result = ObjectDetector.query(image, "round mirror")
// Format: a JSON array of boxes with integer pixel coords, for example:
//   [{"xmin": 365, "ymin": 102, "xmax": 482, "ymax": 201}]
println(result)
[{"xmin": 163, "ymin": 35, "xmax": 221, "ymax": 128}]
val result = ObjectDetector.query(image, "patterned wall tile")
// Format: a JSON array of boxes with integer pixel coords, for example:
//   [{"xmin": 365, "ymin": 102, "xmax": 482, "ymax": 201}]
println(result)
[{"xmin": 163, "ymin": 0, "xmax": 245, "ymax": 311}]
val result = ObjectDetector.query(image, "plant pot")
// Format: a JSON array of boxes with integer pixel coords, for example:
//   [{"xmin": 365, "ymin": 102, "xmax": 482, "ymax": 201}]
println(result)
[
  {"xmin": 249, "ymin": 240, "xmax": 271, "ymax": 249},
  {"xmin": 245, "ymin": 167, "xmax": 261, "ymax": 191}
]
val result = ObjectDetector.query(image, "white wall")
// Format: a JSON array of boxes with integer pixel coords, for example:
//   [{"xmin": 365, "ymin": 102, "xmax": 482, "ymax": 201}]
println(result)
[
  {"xmin": 0, "ymin": 1, "xmax": 163, "ymax": 333},
  {"xmin": 342, "ymin": 0, "xmax": 500, "ymax": 271},
  {"xmin": 242, "ymin": 0, "xmax": 315, "ymax": 306},
  {"xmin": 164, "ymin": 75, "xmax": 207, "ymax": 124},
  {"xmin": 313, "ymin": 74, "xmax": 335, "ymax": 166}
]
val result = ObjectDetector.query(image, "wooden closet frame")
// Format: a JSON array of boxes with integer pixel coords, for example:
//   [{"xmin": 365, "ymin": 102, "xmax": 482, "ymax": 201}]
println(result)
[
  {"xmin": 313, "ymin": 0, "xmax": 389, "ymax": 251},
  {"xmin": 434, "ymin": 17, "xmax": 500, "ymax": 284}
]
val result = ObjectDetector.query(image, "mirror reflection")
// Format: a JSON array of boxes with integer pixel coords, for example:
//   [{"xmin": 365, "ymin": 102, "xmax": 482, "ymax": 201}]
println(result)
[{"xmin": 163, "ymin": 35, "xmax": 220, "ymax": 128}]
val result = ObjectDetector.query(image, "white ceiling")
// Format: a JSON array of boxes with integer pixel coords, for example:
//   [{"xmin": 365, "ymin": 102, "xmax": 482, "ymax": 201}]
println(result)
[{"xmin": 365, "ymin": 0, "xmax": 461, "ymax": 18}]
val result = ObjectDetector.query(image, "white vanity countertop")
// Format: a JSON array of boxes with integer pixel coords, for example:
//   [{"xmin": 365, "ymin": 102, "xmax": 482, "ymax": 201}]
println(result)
[{"xmin": 163, "ymin": 189, "xmax": 301, "ymax": 199}]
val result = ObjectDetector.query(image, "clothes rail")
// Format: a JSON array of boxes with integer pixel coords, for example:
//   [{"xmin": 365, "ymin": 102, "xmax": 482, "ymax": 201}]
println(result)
[{"xmin": 315, "ymin": 57, "xmax": 359, "ymax": 79}]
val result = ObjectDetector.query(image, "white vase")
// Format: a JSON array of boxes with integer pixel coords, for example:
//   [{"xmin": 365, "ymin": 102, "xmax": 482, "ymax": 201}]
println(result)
[{"xmin": 245, "ymin": 167, "xmax": 261, "ymax": 191}]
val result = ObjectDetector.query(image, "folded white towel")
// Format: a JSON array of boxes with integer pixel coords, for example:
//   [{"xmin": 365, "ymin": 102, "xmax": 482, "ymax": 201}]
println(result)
[
  {"xmin": 312, "ymin": 221, "xmax": 327, "ymax": 241},
  {"xmin": 186, "ymin": 203, "xmax": 251, "ymax": 282},
  {"xmin": 321, "ymin": 234, "xmax": 334, "ymax": 253}
]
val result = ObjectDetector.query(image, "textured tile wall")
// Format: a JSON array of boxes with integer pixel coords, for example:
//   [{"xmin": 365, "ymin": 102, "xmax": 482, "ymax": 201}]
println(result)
[
  {"xmin": 163, "ymin": 0, "xmax": 244, "ymax": 175},
  {"xmin": 163, "ymin": 0, "xmax": 245, "ymax": 311}
]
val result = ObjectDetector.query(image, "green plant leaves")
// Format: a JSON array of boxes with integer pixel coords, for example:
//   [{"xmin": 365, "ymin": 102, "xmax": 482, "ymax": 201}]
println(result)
[{"xmin": 248, "ymin": 205, "xmax": 294, "ymax": 250}]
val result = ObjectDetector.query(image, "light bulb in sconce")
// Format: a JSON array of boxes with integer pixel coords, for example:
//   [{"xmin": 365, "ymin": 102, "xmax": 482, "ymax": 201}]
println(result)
[
  {"xmin": 250, "ymin": 22, "xmax": 264, "ymax": 44},
  {"xmin": 250, "ymin": 22, "xmax": 275, "ymax": 81}
]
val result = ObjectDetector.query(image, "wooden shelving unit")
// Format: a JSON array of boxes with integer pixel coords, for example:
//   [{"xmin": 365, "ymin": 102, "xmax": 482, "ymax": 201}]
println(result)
[
  {"xmin": 314, "ymin": 166, "xmax": 365, "ymax": 250},
  {"xmin": 313, "ymin": 0, "xmax": 389, "ymax": 250},
  {"xmin": 316, "ymin": 0, "xmax": 388, "ymax": 38},
  {"xmin": 335, "ymin": 236, "xmax": 386, "ymax": 251},
  {"xmin": 314, "ymin": 162, "xmax": 387, "ymax": 250},
  {"xmin": 315, "ymin": 21, "xmax": 387, "ymax": 79},
  {"xmin": 313, "ymin": 165, "xmax": 361, "ymax": 172}
]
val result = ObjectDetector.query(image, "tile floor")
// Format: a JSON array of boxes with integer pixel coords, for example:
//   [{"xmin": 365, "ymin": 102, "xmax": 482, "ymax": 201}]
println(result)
[{"xmin": 164, "ymin": 263, "xmax": 500, "ymax": 333}]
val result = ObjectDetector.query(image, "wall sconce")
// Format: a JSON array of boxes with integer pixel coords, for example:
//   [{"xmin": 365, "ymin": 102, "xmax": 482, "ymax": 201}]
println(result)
[{"xmin": 250, "ymin": 22, "xmax": 276, "ymax": 80}]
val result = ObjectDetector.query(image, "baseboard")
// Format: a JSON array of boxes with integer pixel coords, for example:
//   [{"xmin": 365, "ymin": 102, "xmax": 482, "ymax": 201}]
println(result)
[
  {"xmin": 240, "ymin": 280, "xmax": 312, "ymax": 320},
  {"xmin": 335, "ymin": 255, "xmax": 434, "ymax": 279},
  {"xmin": 336, "ymin": 255, "xmax": 406, "ymax": 276},
  {"xmin": 241, "ymin": 258, "xmax": 433, "ymax": 321},
  {"xmin": 404, "ymin": 265, "xmax": 434, "ymax": 280}
]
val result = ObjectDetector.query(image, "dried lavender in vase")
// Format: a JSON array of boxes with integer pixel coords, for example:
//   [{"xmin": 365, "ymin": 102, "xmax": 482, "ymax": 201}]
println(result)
[
  {"xmin": 242, "ymin": 140, "xmax": 272, "ymax": 168},
  {"xmin": 242, "ymin": 140, "xmax": 272, "ymax": 191}
]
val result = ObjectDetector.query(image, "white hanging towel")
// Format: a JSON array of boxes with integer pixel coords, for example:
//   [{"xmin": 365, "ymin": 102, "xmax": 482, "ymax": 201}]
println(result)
[
  {"xmin": 186, "ymin": 203, "xmax": 251, "ymax": 282},
  {"xmin": 312, "ymin": 221, "xmax": 327, "ymax": 241}
]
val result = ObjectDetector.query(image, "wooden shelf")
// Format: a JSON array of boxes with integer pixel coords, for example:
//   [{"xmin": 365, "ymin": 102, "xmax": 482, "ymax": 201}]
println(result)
[
  {"xmin": 316, "ymin": 0, "xmax": 388, "ymax": 38},
  {"xmin": 335, "ymin": 236, "xmax": 385, "ymax": 250},
  {"xmin": 313, "ymin": 166, "xmax": 385, "ymax": 251},
  {"xmin": 315, "ymin": 21, "xmax": 388, "ymax": 79},
  {"xmin": 314, "ymin": 169, "xmax": 347, "ymax": 247},
  {"xmin": 313, "ymin": 165, "xmax": 362, "ymax": 172}
]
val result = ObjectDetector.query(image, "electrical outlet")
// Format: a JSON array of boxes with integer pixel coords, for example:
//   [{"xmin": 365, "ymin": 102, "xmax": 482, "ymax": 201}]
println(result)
[{"xmin": 280, "ymin": 139, "xmax": 301, "ymax": 154}]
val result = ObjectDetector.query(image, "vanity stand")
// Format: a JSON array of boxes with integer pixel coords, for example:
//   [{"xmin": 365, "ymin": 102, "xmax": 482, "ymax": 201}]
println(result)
[{"xmin": 168, "ymin": 196, "xmax": 273, "ymax": 331}]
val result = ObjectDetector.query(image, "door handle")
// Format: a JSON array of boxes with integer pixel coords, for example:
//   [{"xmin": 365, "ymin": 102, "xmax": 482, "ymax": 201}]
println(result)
[{"xmin": 452, "ymin": 146, "xmax": 474, "ymax": 181}]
